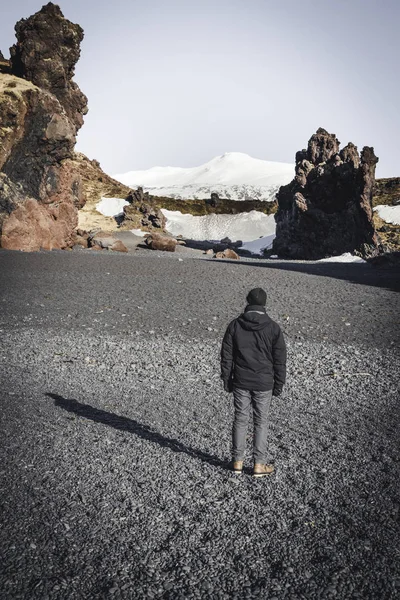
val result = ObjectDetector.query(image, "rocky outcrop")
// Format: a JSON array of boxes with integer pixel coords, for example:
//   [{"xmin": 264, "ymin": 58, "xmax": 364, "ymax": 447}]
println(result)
[
  {"xmin": 0, "ymin": 4, "xmax": 87, "ymax": 251},
  {"xmin": 0, "ymin": 51, "xmax": 11, "ymax": 75},
  {"xmin": 122, "ymin": 188, "xmax": 167, "ymax": 230},
  {"xmin": 373, "ymin": 177, "xmax": 400, "ymax": 207},
  {"xmin": 272, "ymin": 128, "xmax": 380, "ymax": 260},
  {"xmin": 72, "ymin": 153, "xmax": 131, "ymax": 202},
  {"xmin": 206, "ymin": 192, "xmax": 220, "ymax": 208},
  {"xmin": 10, "ymin": 2, "xmax": 88, "ymax": 131},
  {"xmin": 72, "ymin": 153, "xmax": 132, "ymax": 233}
]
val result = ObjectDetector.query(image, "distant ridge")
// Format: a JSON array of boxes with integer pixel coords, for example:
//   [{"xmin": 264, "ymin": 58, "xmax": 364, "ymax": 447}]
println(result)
[{"xmin": 113, "ymin": 152, "xmax": 294, "ymax": 201}]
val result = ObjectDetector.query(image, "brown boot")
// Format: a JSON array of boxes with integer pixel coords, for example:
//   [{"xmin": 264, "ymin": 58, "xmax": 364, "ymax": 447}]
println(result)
[
  {"xmin": 253, "ymin": 463, "xmax": 274, "ymax": 478},
  {"xmin": 232, "ymin": 460, "xmax": 243, "ymax": 474}
]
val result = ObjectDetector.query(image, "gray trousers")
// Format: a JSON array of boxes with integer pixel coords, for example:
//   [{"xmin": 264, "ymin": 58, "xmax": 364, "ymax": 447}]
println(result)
[{"xmin": 232, "ymin": 387, "xmax": 272, "ymax": 464}]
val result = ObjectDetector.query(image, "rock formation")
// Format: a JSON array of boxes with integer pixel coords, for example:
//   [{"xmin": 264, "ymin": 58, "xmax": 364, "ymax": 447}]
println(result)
[
  {"xmin": 272, "ymin": 128, "xmax": 380, "ymax": 260},
  {"xmin": 122, "ymin": 189, "xmax": 167, "ymax": 230},
  {"xmin": 206, "ymin": 192, "xmax": 220, "ymax": 208},
  {"xmin": 0, "ymin": 3, "xmax": 87, "ymax": 251},
  {"xmin": 10, "ymin": 2, "xmax": 88, "ymax": 131}
]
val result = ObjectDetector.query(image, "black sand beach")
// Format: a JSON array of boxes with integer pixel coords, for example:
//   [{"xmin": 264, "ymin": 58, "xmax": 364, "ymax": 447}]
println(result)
[{"xmin": 0, "ymin": 249, "xmax": 399, "ymax": 599}]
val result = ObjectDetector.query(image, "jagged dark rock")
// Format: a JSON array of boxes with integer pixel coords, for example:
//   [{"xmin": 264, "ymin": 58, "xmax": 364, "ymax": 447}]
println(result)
[
  {"xmin": 127, "ymin": 186, "xmax": 150, "ymax": 205},
  {"xmin": 206, "ymin": 192, "xmax": 220, "ymax": 208},
  {"xmin": 122, "ymin": 189, "xmax": 166, "ymax": 230},
  {"xmin": 273, "ymin": 128, "xmax": 380, "ymax": 260},
  {"xmin": 10, "ymin": 2, "xmax": 88, "ymax": 132},
  {"xmin": 0, "ymin": 51, "xmax": 11, "ymax": 75}
]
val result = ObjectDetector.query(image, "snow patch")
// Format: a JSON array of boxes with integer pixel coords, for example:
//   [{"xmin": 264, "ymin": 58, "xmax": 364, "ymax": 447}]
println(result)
[
  {"xmin": 317, "ymin": 253, "xmax": 366, "ymax": 263},
  {"xmin": 239, "ymin": 234, "xmax": 275, "ymax": 255},
  {"xmin": 96, "ymin": 197, "xmax": 129, "ymax": 217},
  {"xmin": 131, "ymin": 229, "xmax": 147, "ymax": 237},
  {"xmin": 161, "ymin": 209, "xmax": 276, "ymax": 243},
  {"xmin": 374, "ymin": 204, "xmax": 400, "ymax": 225}
]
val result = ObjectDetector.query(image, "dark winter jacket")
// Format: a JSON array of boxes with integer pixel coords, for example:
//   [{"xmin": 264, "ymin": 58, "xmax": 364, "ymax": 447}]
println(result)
[{"xmin": 221, "ymin": 305, "xmax": 287, "ymax": 392}]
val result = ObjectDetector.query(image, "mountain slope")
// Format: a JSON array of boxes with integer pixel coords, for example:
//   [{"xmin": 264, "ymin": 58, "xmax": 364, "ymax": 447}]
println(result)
[{"xmin": 113, "ymin": 152, "xmax": 294, "ymax": 201}]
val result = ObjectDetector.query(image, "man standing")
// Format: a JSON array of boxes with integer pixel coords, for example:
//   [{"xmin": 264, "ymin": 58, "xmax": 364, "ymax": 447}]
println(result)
[{"xmin": 221, "ymin": 288, "xmax": 287, "ymax": 478}]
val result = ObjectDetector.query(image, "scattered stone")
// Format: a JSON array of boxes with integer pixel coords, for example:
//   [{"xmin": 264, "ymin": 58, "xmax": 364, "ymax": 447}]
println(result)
[
  {"xmin": 214, "ymin": 249, "xmax": 240, "ymax": 260},
  {"xmin": 221, "ymin": 237, "xmax": 232, "ymax": 245},
  {"xmin": 111, "ymin": 240, "xmax": 128, "ymax": 253},
  {"xmin": 73, "ymin": 234, "xmax": 88, "ymax": 249},
  {"xmin": 145, "ymin": 232, "xmax": 177, "ymax": 252},
  {"xmin": 91, "ymin": 235, "xmax": 115, "ymax": 250}
]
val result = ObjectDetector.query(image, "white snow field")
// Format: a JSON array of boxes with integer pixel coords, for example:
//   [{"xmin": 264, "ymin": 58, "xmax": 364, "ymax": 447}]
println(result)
[
  {"xmin": 113, "ymin": 152, "xmax": 294, "ymax": 201},
  {"xmin": 94, "ymin": 197, "xmax": 397, "ymax": 258},
  {"xmin": 161, "ymin": 209, "xmax": 276, "ymax": 244},
  {"xmin": 374, "ymin": 204, "xmax": 400, "ymax": 225},
  {"xmin": 96, "ymin": 197, "xmax": 129, "ymax": 217}
]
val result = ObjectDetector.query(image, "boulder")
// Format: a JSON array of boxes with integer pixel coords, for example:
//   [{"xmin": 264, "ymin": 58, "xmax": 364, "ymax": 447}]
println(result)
[
  {"xmin": 91, "ymin": 235, "xmax": 115, "ymax": 250},
  {"xmin": 74, "ymin": 233, "xmax": 88, "ymax": 248},
  {"xmin": 111, "ymin": 240, "xmax": 128, "ymax": 253},
  {"xmin": 1, "ymin": 196, "xmax": 76, "ymax": 251},
  {"xmin": 215, "ymin": 249, "xmax": 240, "ymax": 260},
  {"xmin": 273, "ymin": 128, "xmax": 380, "ymax": 260},
  {"xmin": 145, "ymin": 233, "xmax": 177, "ymax": 252}
]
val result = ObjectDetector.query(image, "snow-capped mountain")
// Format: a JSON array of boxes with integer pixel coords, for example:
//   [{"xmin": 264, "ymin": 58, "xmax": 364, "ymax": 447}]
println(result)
[{"xmin": 113, "ymin": 152, "xmax": 294, "ymax": 201}]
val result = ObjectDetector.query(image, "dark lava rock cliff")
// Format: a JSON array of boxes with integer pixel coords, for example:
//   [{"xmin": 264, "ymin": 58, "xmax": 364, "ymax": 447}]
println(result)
[
  {"xmin": 272, "ymin": 128, "xmax": 380, "ymax": 260},
  {"xmin": 0, "ymin": 3, "xmax": 87, "ymax": 251},
  {"xmin": 10, "ymin": 2, "xmax": 88, "ymax": 131}
]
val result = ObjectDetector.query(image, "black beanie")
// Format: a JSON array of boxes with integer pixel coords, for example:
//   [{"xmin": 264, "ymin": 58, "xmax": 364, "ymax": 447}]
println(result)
[{"xmin": 246, "ymin": 287, "xmax": 267, "ymax": 306}]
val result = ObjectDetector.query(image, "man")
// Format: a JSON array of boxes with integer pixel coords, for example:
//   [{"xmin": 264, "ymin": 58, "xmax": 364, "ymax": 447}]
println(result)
[{"xmin": 221, "ymin": 287, "xmax": 287, "ymax": 478}]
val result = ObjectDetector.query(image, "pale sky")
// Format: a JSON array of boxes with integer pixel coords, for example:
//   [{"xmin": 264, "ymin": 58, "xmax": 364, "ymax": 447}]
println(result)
[{"xmin": 2, "ymin": 0, "xmax": 399, "ymax": 178}]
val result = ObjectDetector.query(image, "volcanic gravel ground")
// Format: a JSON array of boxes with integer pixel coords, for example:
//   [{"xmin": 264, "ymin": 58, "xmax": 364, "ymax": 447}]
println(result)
[{"xmin": 0, "ymin": 249, "xmax": 399, "ymax": 599}]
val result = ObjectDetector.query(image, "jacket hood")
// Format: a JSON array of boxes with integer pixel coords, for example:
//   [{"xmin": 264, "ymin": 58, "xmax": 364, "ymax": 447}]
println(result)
[{"xmin": 237, "ymin": 305, "xmax": 272, "ymax": 331}]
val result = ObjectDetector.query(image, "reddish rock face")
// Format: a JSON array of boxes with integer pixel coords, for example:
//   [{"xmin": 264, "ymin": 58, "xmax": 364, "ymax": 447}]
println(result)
[
  {"xmin": 1, "ymin": 197, "xmax": 77, "ymax": 251},
  {"xmin": 0, "ymin": 3, "xmax": 88, "ymax": 252},
  {"xmin": 273, "ymin": 129, "xmax": 380, "ymax": 260}
]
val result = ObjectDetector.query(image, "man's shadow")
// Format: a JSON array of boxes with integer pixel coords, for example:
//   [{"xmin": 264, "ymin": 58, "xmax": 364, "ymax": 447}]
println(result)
[{"xmin": 46, "ymin": 393, "xmax": 230, "ymax": 472}]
